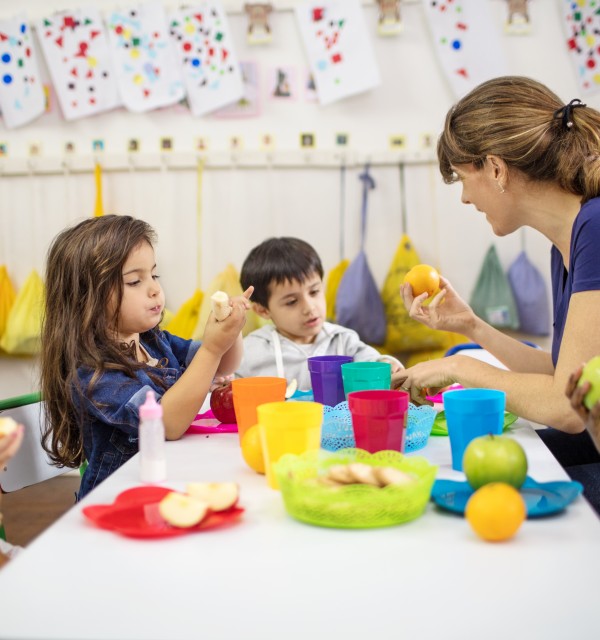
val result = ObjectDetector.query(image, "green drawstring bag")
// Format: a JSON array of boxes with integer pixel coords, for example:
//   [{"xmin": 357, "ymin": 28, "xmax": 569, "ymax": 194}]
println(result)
[{"xmin": 469, "ymin": 245, "xmax": 519, "ymax": 329}]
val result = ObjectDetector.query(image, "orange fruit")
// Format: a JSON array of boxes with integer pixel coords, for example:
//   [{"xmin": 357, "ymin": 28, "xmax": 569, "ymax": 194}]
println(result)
[
  {"xmin": 403, "ymin": 264, "xmax": 440, "ymax": 298},
  {"xmin": 240, "ymin": 424, "xmax": 265, "ymax": 474},
  {"xmin": 465, "ymin": 482, "xmax": 526, "ymax": 542}
]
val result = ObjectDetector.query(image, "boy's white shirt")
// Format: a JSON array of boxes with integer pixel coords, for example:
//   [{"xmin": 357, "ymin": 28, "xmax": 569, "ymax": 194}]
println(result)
[{"xmin": 235, "ymin": 322, "xmax": 402, "ymax": 390}]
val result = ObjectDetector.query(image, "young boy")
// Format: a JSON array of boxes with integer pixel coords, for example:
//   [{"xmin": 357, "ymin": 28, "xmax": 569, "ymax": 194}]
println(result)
[{"xmin": 236, "ymin": 237, "xmax": 403, "ymax": 391}]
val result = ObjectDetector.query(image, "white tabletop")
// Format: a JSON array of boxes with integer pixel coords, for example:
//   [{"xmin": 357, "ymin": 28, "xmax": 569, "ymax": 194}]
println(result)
[{"xmin": 0, "ymin": 420, "xmax": 598, "ymax": 640}]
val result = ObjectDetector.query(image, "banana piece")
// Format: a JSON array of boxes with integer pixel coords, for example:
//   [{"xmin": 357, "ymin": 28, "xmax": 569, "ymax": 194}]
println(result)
[{"xmin": 211, "ymin": 291, "xmax": 232, "ymax": 321}]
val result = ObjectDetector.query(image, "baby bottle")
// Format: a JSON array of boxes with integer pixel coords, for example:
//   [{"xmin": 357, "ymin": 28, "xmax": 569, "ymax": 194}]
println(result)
[{"xmin": 139, "ymin": 390, "xmax": 167, "ymax": 483}]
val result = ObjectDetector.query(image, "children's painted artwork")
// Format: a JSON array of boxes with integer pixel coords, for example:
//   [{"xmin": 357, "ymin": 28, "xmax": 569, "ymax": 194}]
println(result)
[
  {"xmin": 0, "ymin": 15, "xmax": 46, "ymax": 129},
  {"xmin": 270, "ymin": 65, "xmax": 296, "ymax": 99},
  {"xmin": 36, "ymin": 8, "xmax": 121, "ymax": 121},
  {"xmin": 213, "ymin": 60, "xmax": 260, "ymax": 118},
  {"xmin": 377, "ymin": 0, "xmax": 403, "ymax": 36},
  {"xmin": 561, "ymin": 0, "xmax": 600, "ymax": 95},
  {"xmin": 244, "ymin": 3, "xmax": 274, "ymax": 45},
  {"xmin": 304, "ymin": 69, "xmax": 318, "ymax": 101},
  {"xmin": 294, "ymin": 0, "xmax": 381, "ymax": 106},
  {"xmin": 168, "ymin": 3, "xmax": 243, "ymax": 116},
  {"xmin": 504, "ymin": 0, "xmax": 531, "ymax": 35},
  {"xmin": 106, "ymin": 1, "xmax": 185, "ymax": 112},
  {"xmin": 422, "ymin": 0, "xmax": 508, "ymax": 99}
]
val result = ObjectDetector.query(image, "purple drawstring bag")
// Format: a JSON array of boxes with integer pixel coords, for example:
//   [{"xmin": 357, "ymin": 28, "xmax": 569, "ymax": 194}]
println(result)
[
  {"xmin": 507, "ymin": 250, "xmax": 550, "ymax": 336},
  {"xmin": 335, "ymin": 165, "xmax": 387, "ymax": 346}
]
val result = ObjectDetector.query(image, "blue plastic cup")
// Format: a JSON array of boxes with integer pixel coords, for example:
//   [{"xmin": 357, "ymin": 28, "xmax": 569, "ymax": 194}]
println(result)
[
  {"xmin": 443, "ymin": 388, "xmax": 506, "ymax": 471},
  {"xmin": 307, "ymin": 355, "xmax": 353, "ymax": 407}
]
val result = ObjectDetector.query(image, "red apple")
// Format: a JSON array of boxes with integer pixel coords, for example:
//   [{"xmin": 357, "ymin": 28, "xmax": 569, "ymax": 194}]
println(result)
[
  {"xmin": 463, "ymin": 434, "xmax": 528, "ymax": 490},
  {"xmin": 210, "ymin": 382, "xmax": 237, "ymax": 424}
]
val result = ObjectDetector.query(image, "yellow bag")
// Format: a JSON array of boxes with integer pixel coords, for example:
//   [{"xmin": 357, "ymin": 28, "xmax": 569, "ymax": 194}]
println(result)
[
  {"xmin": 93, "ymin": 162, "xmax": 104, "ymax": 217},
  {"xmin": 0, "ymin": 265, "xmax": 16, "ymax": 342},
  {"xmin": 381, "ymin": 234, "xmax": 449, "ymax": 354},
  {"xmin": 0, "ymin": 270, "xmax": 45, "ymax": 355},
  {"xmin": 325, "ymin": 259, "xmax": 349, "ymax": 322},
  {"xmin": 192, "ymin": 264, "xmax": 266, "ymax": 340},
  {"xmin": 164, "ymin": 289, "xmax": 204, "ymax": 339}
]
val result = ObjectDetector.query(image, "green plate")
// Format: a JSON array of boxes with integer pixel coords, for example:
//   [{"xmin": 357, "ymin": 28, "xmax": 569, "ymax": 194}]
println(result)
[{"xmin": 431, "ymin": 411, "xmax": 518, "ymax": 437}]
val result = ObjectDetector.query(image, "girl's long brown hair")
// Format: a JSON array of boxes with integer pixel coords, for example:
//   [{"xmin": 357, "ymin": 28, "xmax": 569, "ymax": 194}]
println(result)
[
  {"xmin": 437, "ymin": 75, "xmax": 600, "ymax": 202},
  {"xmin": 41, "ymin": 215, "xmax": 157, "ymax": 468}
]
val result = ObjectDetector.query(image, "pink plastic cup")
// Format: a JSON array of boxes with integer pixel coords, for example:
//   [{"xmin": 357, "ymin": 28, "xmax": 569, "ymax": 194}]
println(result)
[{"xmin": 347, "ymin": 389, "xmax": 409, "ymax": 453}]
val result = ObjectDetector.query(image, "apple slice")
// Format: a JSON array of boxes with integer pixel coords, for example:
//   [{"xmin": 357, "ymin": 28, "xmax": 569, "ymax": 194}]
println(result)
[
  {"xmin": 186, "ymin": 482, "xmax": 239, "ymax": 512},
  {"xmin": 158, "ymin": 492, "xmax": 210, "ymax": 528},
  {"xmin": 0, "ymin": 416, "xmax": 18, "ymax": 438}
]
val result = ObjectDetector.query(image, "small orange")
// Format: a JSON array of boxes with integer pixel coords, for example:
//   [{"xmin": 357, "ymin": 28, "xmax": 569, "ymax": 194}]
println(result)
[
  {"xmin": 465, "ymin": 482, "xmax": 526, "ymax": 542},
  {"xmin": 240, "ymin": 424, "xmax": 265, "ymax": 474},
  {"xmin": 403, "ymin": 264, "xmax": 440, "ymax": 298}
]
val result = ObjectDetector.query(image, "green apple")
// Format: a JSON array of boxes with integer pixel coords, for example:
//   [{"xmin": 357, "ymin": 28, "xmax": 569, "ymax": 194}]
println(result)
[
  {"xmin": 577, "ymin": 355, "xmax": 600, "ymax": 410},
  {"xmin": 463, "ymin": 435, "xmax": 528, "ymax": 490}
]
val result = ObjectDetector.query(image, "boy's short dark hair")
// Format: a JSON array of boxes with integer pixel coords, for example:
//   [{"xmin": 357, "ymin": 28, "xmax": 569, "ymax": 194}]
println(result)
[{"xmin": 240, "ymin": 237, "xmax": 324, "ymax": 307}]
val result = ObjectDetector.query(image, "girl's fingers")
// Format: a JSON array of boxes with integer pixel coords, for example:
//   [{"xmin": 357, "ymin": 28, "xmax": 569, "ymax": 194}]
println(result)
[{"xmin": 242, "ymin": 286, "xmax": 254, "ymax": 300}]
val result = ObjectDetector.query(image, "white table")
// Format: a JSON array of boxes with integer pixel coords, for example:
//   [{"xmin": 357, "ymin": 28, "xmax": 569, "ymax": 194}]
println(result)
[{"xmin": 0, "ymin": 420, "xmax": 598, "ymax": 640}]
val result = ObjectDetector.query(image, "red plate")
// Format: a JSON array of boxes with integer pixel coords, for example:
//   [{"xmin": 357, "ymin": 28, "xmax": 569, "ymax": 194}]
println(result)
[{"xmin": 82, "ymin": 486, "xmax": 244, "ymax": 538}]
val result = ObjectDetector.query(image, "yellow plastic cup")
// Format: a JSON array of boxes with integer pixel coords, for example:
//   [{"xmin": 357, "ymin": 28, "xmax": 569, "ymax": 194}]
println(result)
[
  {"xmin": 232, "ymin": 377, "xmax": 287, "ymax": 444},
  {"xmin": 257, "ymin": 401, "xmax": 324, "ymax": 489}
]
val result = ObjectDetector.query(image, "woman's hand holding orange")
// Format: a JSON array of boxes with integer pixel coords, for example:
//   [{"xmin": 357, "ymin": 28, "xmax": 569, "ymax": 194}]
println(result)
[{"xmin": 401, "ymin": 275, "xmax": 476, "ymax": 335}]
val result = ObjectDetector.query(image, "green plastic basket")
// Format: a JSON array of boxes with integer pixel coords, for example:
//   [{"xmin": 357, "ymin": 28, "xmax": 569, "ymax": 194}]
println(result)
[{"xmin": 274, "ymin": 448, "xmax": 438, "ymax": 529}]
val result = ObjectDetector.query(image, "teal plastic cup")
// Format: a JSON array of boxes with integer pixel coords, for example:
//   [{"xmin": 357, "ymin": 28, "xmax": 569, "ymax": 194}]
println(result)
[
  {"xmin": 341, "ymin": 361, "xmax": 392, "ymax": 397},
  {"xmin": 443, "ymin": 388, "xmax": 506, "ymax": 471}
]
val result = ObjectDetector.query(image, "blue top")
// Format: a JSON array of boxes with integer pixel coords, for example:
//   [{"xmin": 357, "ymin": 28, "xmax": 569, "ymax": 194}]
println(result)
[
  {"xmin": 551, "ymin": 197, "xmax": 600, "ymax": 366},
  {"xmin": 76, "ymin": 330, "xmax": 200, "ymax": 500}
]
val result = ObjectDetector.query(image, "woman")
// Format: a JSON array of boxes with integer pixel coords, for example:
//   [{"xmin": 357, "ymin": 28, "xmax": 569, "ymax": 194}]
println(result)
[{"xmin": 392, "ymin": 76, "xmax": 600, "ymax": 511}]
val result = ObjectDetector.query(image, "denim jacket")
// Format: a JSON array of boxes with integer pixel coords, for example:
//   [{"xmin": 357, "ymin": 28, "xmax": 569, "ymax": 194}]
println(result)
[{"xmin": 76, "ymin": 330, "xmax": 201, "ymax": 500}]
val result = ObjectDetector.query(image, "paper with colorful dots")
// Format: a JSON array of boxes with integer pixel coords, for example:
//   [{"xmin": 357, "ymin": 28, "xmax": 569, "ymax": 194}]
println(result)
[
  {"xmin": 561, "ymin": 0, "xmax": 600, "ymax": 95},
  {"xmin": 35, "ymin": 8, "xmax": 120, "ymax": 121},
  {"xmin": 294, "ymin": 0, "xmax": 380, "ymax": 106},
  {"xmin": 0, "ymin": 14, "xmax": 45, "ymax": 129},
  {"xmin": 423, "ymin": 0, "xmax": 508, "ymax": 99},
  {"xmin": 106, "ymin": 1, "xmax": 185, "ymax": 113},
  {"xmin": 168, "ymin": 3, "xmax": 243, "ymax": 117}
]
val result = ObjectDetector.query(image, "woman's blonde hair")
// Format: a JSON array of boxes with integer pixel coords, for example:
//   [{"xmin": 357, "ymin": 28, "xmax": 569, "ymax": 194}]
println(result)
[{"xmin": 437, "ymin": 76, "xmax": 600, "ymax": 202}]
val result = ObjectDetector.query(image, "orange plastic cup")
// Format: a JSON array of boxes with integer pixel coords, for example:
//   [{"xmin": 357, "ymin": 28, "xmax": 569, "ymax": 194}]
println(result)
[
  {"xmin": 231, "ymin": 377, "xmax": 287, "ymax": 443},
  {"xmin": 257, "ymin": 401, "xmax": 324, "ymax": 489}
]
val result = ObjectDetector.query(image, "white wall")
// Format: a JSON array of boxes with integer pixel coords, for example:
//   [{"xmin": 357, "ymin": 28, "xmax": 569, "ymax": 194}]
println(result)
[{"xmin": 0, "ymin": 0, "xmax": 588, "ymax": 395}]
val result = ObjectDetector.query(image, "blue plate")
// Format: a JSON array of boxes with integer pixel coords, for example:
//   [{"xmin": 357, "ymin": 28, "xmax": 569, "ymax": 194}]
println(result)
[{"xmin": 431, "ymin": 476, "xmax": 583, "ymax": 518}]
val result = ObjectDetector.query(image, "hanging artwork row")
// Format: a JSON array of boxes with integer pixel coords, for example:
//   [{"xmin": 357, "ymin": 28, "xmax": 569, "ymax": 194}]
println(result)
[{"xmin": 1, "ymin": 0, "xmax": 594, "ymax": 130}]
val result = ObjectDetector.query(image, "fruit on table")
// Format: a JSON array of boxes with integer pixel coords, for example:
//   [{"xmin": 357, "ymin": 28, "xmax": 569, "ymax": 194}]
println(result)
[
  {"xmin": 210, "ymin": 381, "xmax": 237, "ymax": 424},
  {"xmin": 158, "ymin": 492, "xmax": 210, "ymax": 528},
  {"xmin": 577, "ymin": 355, "xmax": 600, "ymax": 410},
  {"xmin": 0, "ymin": 416, "xmax": 18, "ymax": 438},
  {"xmin": 186, "ymin": 482, "xmax": 239, "ymax": 512},
  {"xmin": 403, "ymin": 264, "xmax": 440, "ymax": 298},
  {"xmin": 463, "ymin": 434, "xmax": 528, "ymax": 490},
  {"xmin": 240, "ymin": 424, "xmax": 265, "ymax": 474},
  {"xmin": 465, "ymin": 482, "xmax": 526, "ymax": 542}
]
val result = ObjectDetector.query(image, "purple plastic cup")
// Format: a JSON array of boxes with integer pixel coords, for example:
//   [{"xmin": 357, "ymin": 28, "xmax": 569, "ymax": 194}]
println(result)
[{"xmin": 307, "ymin": 355, "xmax": 353, "ymax": 407}]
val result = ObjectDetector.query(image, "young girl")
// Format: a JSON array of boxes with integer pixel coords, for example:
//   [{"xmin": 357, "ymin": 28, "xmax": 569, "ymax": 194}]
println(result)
[{"xmin": 41, "ymin": 215, "xmax": 252, "ymax": 500}]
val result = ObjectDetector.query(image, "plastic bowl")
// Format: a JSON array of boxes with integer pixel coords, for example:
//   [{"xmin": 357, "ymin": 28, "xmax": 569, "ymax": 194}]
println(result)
[
  {"xmin": 274, "ymin": 448, "xmax": 437, "ymax": 529},
  {"xmin": 321, "ymin": 401, "xmax": 354, "ymax": 451},
  {"xmin": 405, "ymin": 403, "xmax": 437, "ymax": 452},
  {"xmin": 321, "ymin": 402, "xmax": 436, "ymax": 453}
]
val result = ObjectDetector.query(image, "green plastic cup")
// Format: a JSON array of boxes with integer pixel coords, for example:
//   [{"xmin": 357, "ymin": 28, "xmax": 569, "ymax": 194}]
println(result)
[{"xmin": 341, "ymin": 361, "xmax": 392, "ymax": 397}]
